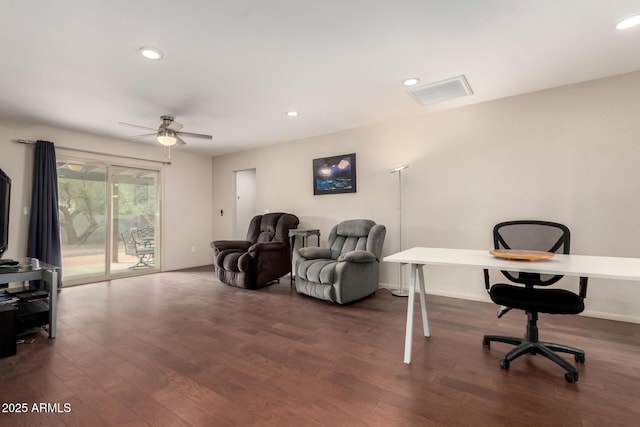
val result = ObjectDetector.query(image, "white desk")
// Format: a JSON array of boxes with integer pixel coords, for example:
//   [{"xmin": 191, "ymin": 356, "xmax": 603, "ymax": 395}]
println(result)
[{"xmin": 383, "ymin": 247, "xmax": 640, "ymax": 364}]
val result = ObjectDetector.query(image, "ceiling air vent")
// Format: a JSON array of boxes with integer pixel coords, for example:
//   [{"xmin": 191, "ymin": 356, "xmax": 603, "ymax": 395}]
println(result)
[{"xmin": 407, "ymin": 75, "xmax": 473, "ymax": 106}]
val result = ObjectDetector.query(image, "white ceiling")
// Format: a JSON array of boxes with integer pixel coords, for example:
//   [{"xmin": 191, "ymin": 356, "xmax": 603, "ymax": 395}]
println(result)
[{"xmin": 1, "ymin": 1, "xmax": 638, "ymax": 157}]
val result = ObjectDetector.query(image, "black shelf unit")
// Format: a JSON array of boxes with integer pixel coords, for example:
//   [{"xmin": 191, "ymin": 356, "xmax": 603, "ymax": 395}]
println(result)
[
  {"xmin": 0, "ymin": 304, "xmax": 17, "ymax": 357},
  {"xmin": 15, "ymin": 299, "xmax": 49, "ymax": 335}
]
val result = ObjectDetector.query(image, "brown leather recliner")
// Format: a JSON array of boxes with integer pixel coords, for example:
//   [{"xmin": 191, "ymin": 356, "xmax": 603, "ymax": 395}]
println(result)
[{"xmin": 211, "ymin": 212, "xmax": 299, "ymax": 289}]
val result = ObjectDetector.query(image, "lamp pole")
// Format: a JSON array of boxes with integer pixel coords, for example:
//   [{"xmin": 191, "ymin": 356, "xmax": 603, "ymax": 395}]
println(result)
[{"xmin": 389, "ymin": 164, "xmax": 409, "ymax": 297}]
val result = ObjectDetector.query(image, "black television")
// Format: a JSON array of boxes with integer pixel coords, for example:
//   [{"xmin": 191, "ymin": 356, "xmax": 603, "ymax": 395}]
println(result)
[{"xmin": 0, "ymin": 168, "xmax": 10, "ymax": 258}]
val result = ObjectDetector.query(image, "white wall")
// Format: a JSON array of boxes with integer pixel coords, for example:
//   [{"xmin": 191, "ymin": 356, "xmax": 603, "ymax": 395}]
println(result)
[
  {"xmin": 212, "ymin": 71, "xmax": 640, "ymax": 323},
  {"xmin": 0, "ymin": 120, "xmax": 214, "ymax": 272},
  {"xmin": 234, "ymin": 169, "xmax": 256, "ymax": 239},
  {"xmin": 162, "ymin": 147, "xmax": 214, "ymax": 269}
]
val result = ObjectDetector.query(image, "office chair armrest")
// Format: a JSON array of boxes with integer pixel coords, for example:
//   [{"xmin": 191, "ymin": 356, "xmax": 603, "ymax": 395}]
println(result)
[
  {"xmin": 337, "ymin": 250, "xmax": 376, "ymax": 263},
  {"xmin": 579, "ymin": 276, "xmax": 588, "ymax": 298},
  {"xmin": 483, "ymin": 269, "xmax": 490, "ymax": 292}
]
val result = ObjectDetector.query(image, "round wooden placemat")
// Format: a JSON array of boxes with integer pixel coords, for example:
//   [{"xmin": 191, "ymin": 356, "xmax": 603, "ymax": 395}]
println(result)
[{"xmin": 489, "ymin": 249, "xmax": 554, "ymax": 261}]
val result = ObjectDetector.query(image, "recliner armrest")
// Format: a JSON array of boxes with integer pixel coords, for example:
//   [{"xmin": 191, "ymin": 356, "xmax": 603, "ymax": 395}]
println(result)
[
  {"xmin": 337, "ymin": 250, "xmax": 376, "ymax": 263},
  {"xmin": 214, "ymin": 248, "xmax": 247, "ymax": 268},
  {"xmin": 298, "ymin": 247, "xmax": 332, "ymax": 260},
  {"xmin": 211, "ymin": 240, "xmax": 251, "ymax": 252},
  {"xmin": 248, "ymin": 241, "xmax": 287, "ymax": 253}
]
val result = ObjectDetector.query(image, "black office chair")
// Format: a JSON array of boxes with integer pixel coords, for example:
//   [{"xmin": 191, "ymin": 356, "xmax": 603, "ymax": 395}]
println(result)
[{"xmin": 482, "ymin": 220, "xmax": 588, "ymax": 383}]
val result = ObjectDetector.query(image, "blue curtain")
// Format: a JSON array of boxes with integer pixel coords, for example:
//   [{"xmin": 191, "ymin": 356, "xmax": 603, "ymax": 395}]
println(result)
[{"xmin": 27, "ymin": 140, "xmax": 62, "ymax": 289}]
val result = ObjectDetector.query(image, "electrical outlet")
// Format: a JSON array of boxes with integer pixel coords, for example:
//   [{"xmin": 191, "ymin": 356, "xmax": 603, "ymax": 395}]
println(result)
[{"xmin": 191, "ymin": 246, "xmax": 196, "ymax": 253}]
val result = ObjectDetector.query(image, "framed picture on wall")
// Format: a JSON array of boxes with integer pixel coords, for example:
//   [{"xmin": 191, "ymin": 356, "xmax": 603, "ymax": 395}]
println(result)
[{"xmin": 313, "ymin": 153, "xmax": 356, "ymax": 195}]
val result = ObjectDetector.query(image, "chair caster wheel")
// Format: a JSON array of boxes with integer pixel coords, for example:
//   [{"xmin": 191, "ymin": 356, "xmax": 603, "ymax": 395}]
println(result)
[
  {"xmin": 564, "ymin": 372, "xmax": 579, "ymax": 383},
  {"xmin": 575, "ymin": 354, "xmax": 585, "ymax": 363},
  {"xmin": 482, "ymin": 337, "xmax": 490, "ymax": 348},
  {"xmin": 499, "ymin": 359, "xmax": 510, "ymax": 370}
]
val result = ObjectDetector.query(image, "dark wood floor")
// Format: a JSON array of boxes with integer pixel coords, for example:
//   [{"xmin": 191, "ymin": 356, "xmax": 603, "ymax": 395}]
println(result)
[{"xmin": 1, "ymin": 266, "xmax": 639, "ymax": 426}]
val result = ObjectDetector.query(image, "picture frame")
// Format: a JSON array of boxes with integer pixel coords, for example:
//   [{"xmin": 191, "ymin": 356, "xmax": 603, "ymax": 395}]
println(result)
[{"xmin": 312, "ymin": 153, "xmax": 356, "ymax": 195}]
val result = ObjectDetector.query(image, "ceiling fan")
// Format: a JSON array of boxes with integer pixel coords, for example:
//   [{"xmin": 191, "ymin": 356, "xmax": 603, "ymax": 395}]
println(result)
[{"xmin": 119, "ymin": 115, "xmax": 212, "ymax": 146}]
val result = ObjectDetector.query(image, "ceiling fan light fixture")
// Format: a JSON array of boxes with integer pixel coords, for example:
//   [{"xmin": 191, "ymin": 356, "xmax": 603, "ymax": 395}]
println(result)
[
  {"xmin": 139, "ymin": 46, "xmax": 163, "ymax": 60},
  {"xmin": 157, "ymin": 128, "xmax": 177, "ymax": 146}
]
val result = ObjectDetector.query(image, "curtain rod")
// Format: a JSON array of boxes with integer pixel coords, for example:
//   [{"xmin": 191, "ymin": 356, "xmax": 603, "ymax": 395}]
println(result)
[{"xmin": 12, "ymin": 139, "xmax": 172, "ymax": 165}]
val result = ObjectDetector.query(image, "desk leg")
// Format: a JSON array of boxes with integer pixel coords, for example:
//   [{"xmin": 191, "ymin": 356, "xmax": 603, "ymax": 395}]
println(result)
[
  {"xmin": 403, "ymin": 264, "xmax": 429, "ymax": 365},
  {"xmin": 417, "ymin": 265, "xmax": 430, "ymax": 337},
  {"xmin": 403, "ymin": 263, "xmax": 418, "ymax": 364}
]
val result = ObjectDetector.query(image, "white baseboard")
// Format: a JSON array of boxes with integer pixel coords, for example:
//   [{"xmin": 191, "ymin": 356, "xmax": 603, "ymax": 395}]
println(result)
[{"xmin": 580, "ymin": 309, "xmax": 640, "ymax": 325}]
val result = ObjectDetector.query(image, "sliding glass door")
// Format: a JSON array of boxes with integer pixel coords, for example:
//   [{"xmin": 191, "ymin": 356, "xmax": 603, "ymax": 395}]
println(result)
[
  {"xmin": 57, "ymin": 160, "xmax": 160, "ymax": 285},
  {"xmin": 111, "ymin": 166, "xmax": 158, "ymax": 274},
  {"xmin": 58, "ymin": 162, "xmax": 108, "ymax": 281}
]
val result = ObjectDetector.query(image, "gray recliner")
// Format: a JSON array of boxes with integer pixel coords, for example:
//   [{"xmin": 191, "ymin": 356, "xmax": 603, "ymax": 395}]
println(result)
[{"xmin": 295, "ymin": 219, "xmax": 386, "ymax": 304}]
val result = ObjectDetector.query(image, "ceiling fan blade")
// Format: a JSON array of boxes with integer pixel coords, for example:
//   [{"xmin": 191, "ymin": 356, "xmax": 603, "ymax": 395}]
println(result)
[
  {"xmin": 130, "ymin": 133, "xmax": 157, "ymax": 139},
  {"xmin": 167, "ymin": 120, "xmax": 183, "ymax": 131},
  {"xmin": 177, "ymin": 131, "xmax": 213, "ymax": 140},
  {"xmin": 118, "ymin": 122, "xmax": 157, "ymax": 132},
  {"xmin": 176, "ymin": 135, "xmax": 187, "ymax": 146}
]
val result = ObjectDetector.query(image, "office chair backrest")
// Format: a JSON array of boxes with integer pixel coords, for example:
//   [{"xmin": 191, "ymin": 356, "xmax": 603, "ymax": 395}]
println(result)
[{"xmin": 494, "ymin": 220, "xmax": 570, "ymax": 286}]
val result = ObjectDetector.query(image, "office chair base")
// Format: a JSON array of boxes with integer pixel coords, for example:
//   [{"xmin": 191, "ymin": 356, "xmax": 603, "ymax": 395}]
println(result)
[{"xmin": 483, "ymin": 334, "xmax": 584, "ymax": 383}]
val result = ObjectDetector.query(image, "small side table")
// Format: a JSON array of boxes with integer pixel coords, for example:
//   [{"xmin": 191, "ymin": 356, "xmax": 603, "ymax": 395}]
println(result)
[{"xmin": 288, "ymin": 229, "xmax": 321, "ymax": 283}]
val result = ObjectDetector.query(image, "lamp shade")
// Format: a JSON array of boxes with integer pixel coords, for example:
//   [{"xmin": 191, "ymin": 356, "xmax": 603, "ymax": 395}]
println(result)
[
  {"xmin": 389, "ymin": 164, "xmax": 409, "ymax": 173},
  {"xmin": 157, "ymin": 128, "xmax": 177, "ymax": 146}
]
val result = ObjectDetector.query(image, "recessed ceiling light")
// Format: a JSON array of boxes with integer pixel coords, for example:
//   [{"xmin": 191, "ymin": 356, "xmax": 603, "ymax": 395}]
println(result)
[
  {"xmin": 139, "ymin": 46, "xmax": 163, "ymax": 60},
  {"xmin": 616, "ymin": 15, "xmax": 640, "ymax": 30},
  {"xmin": 403, "ymin": 78, "xmax": 420, "ymax": 87},
  {"xmin": 286, "ymin": 111, "xmax": 299, "ymax": 117}
]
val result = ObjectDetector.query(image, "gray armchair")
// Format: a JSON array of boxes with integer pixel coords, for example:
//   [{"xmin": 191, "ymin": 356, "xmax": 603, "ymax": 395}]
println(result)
[{"xmin": 295, "ymin": 219, "xmax": 386, "ymax": 304}]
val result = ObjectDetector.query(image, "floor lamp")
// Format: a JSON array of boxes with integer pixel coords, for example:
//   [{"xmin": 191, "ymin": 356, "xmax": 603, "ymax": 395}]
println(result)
[{"xmin": 389, "ymin": 164, "xmax": 409, "ymax": 297}]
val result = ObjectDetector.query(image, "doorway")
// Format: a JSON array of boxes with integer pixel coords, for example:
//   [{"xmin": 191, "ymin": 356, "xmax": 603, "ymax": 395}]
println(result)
[{"xmin": 235, "ymin": 169, "xmax": 256, "ymax": 239}]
